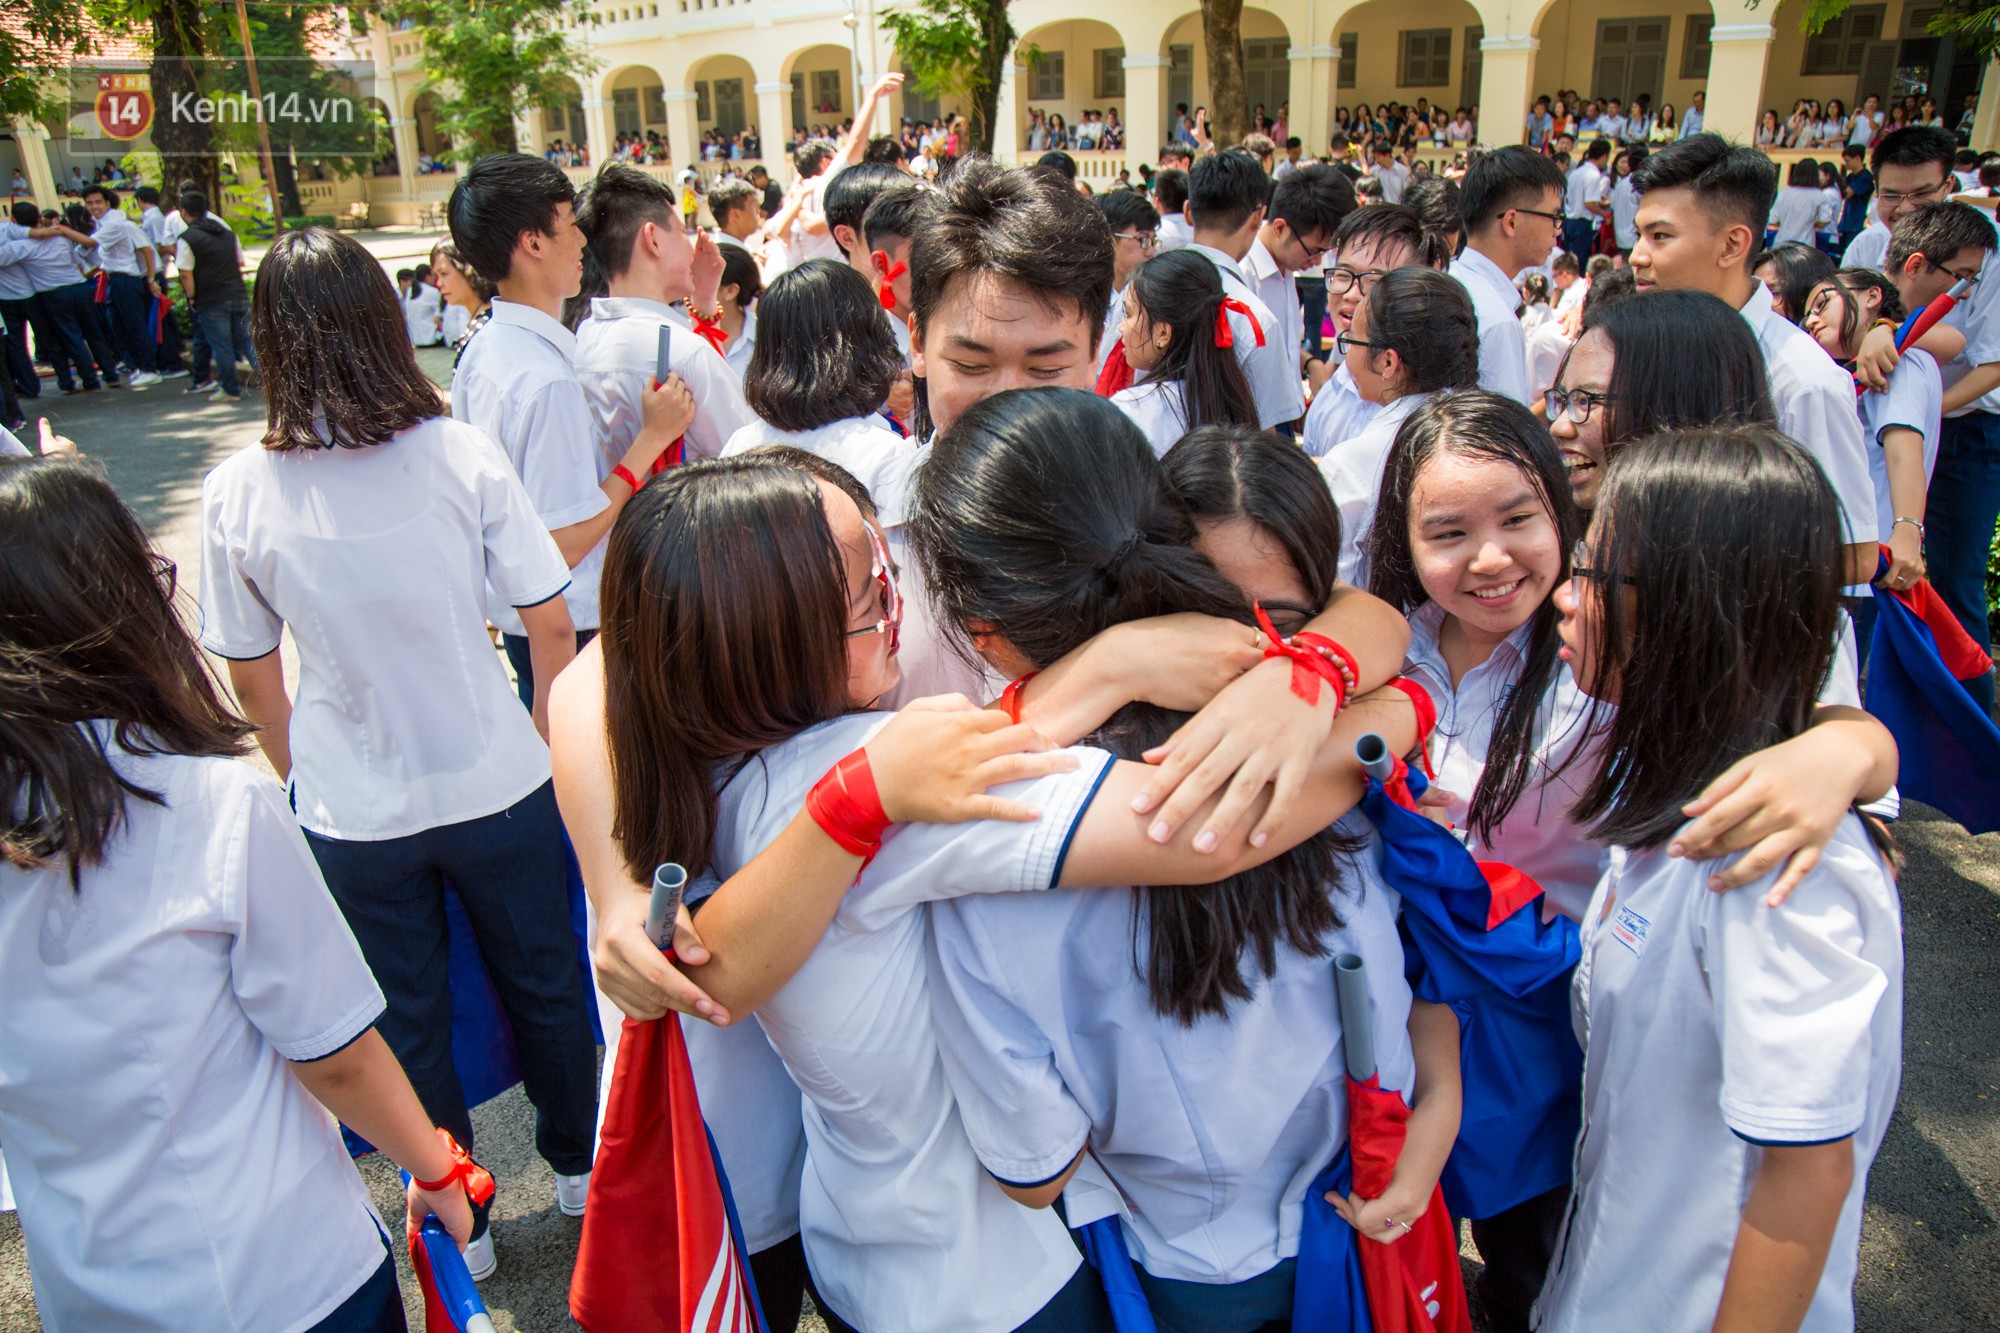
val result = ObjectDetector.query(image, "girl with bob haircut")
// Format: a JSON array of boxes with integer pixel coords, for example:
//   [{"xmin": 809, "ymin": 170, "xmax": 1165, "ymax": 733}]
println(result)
[
  {"xmin": 548, "ymin": 413, "xmax": 1426, "ymax": 1332},
  {"xmin": 201, "ymin": 226, "xmax": 600, "ymax": 1280},
  {"xmin": 1110, "ymin": 248, "xmax": 1260, "ymax": 455},
  {"xmin": 723, "ymin": 257, "xmax": 915, "ymax": 503},
  {"xmin": 1319, "ymin": 265, "xmax": 1480, "ymax": 584},
  {"xmin": 1540, "ymin": 426, "xmax": 1904, "ymax": 1333},
  {"xmin": 1751, "ymin": 241, "xmax": 1835, "ymax": 325},
  {"xmin": 0, "ymin": 455, "xmax": 477, "ymax": 1330},
  {"xmin": 1545, "ymin": 289, "xmax": 1774, "ymax": 511}
]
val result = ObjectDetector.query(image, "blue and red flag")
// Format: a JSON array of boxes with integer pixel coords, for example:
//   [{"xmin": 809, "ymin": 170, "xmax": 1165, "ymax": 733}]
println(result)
[
  {"xmin": 402, "ymin": 1142, "xmax": 499, "ymax": 1333},
  {"xmin": 1865, "ymin": 553, "xmax": 2000, "ymax": 835}
]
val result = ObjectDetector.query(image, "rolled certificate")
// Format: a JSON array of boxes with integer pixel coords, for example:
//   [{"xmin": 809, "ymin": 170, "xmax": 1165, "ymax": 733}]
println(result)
[
  {"xmin": 1354, "ymin": 732, "xmax": 1396, "ymax": 785},
  {"xmin": 1334, "ymin": 953, "xmax": 1375, "ymax": 1082},
  {"xmin": 646, "ymin": 862, "xmax": 689, "ymax": 953}
]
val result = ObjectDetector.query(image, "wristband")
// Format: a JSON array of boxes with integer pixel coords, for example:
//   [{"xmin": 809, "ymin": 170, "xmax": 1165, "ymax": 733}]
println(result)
[
  {"xmin": 1893, "ymin": 516, "xmax": 1925, "ymax": 537},
  {"xmin": 1385, "ymin": 677, "xmax": 1439, "ymax": 779},
  {"xmin": 805, "ymin": 748, "xmax": 892, "ymax": 862},
  {"xmin": 611, "ymin": 463, "xmax": 641, "ymax": 494},
  {"xmin": 409, "ymin": 1127, "xmax": 496, "ymax": 1209},
  {"xmin": 1253, "ymin": 604, "xmax": 1349, "ymax": 711},
  {"xmin": 998, "ymin": 671, "xmax": 1039, "ymax": 725}
]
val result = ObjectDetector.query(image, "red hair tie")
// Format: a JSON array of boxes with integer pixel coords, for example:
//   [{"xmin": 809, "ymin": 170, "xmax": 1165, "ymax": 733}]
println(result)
[
  {"xmin": 872, "ymin": 251, "xmax": 907, "ymax": 310},
  {"xmin": 1254, "ymin": 604, "xmax": 1350, "ymax": 711},
  {"xmin": 998, "ymin": 671, "xmax": 1040, "ymax": 725},
  {"xmin": 805, "ymin": 748, "xmax": 892, "ymax": 866},
  {"xmin": 1214, "ymin": 297, "xmax": 1267, "ymax": 350}
]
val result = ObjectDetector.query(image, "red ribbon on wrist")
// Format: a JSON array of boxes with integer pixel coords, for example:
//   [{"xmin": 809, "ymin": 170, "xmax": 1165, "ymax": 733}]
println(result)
[
  {"xmin": 1385, "ymin": 676, "xmax": 1439, "ymax": 779},
  {"xmin": 806, "ymin": 748, "xmax": 892, "ymax": 864},
  {"xmin": 410, "ymin": 1127, "xmax": 497, "ymax": 1208},
  {"xmin": 998, "ymin": 671, "xmax": 1040, "ymax": 725},
  {"xmin": 691, "ymin": 315, "xmax": 729, "ymax": 356},
  {"xmin": 1254, "ymin": 604, "xmax": 1347, "ymax": 710},
  {"xmin": 1214, "ymin": 297, "xmax": 1267, "ymax": 350}
]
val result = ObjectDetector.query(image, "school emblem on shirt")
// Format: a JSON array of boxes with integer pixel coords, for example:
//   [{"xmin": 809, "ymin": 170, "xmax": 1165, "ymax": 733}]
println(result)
[
  {"xmin": 1609, "ymin": 903, "xmax": 1650, "ymax": 957},
  {"xmin": 94, "ymin": 73, "xmax": 154, "ymax": 141}
]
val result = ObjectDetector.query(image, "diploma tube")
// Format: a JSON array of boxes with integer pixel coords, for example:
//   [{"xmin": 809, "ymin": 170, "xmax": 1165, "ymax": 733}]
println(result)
[{"xmin": 1334, "ymin": 953, "xmax": 1376, "ymax": 1082}]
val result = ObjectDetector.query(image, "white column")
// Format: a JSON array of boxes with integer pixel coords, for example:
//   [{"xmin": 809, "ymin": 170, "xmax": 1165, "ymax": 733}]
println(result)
[
  {"xmin": 756, "ymin": 80, "xmax": 793, "ymax": 183},
  {"xmin": 1477, "ymin": 35, "xmax": 1538, "ymax": 147},
  {"xmin": 1287, "ymin": 45, "xmax": 1337, "ymax": 154},
  {"xmin": 662, "ymin": 88, "xmax": 701, "ymax": 170},
  {"xmin": 582, "ymin": 95, "xmax": 614, "ymax": 169},
  {"xmin": 1971, "ymin": 55, "xmax": 1999, "ymax": 154},
  {"xmin": 991, "ymin": 61, "xmax": 1022, "ymax": 163},
  {"xmin": 389, "ymin": 115, "xmax": 418, "ymax": 198},
  {"xmin": 1700, "ymin": 22, "xmax": 1774, "ymax": 144},
  {"xmin": 1122, "ymin": 54, "xmax": 1168, "ymax": 173},
  {"xmin": 11, "ymin": 117, "xmax": 57, "ymax": 205}
]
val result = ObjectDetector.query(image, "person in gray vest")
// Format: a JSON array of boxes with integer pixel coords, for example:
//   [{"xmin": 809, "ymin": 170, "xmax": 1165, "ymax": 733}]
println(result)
[{"xmin": 174, "ymin": 189, "xmax": 252, "ymax": 401}]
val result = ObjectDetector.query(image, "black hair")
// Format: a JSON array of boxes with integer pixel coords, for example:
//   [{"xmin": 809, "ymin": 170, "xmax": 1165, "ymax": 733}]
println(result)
[
  {"xmin": 1402, "ymin": 177, "xmax": 1463, "ymax": 252},
  {"xmin": 1284, "ymin": 136, "xmax": 1302, "ymax": 150},
  {"xmin": 744, "ymin": 259, "xmax": 901, "ymax": 432},
  {"xmin": 574, "ymin": 162, "xmax": 675, "ymax": 279},
  {"xmin": 863, "ymin": 136, "xmax": 905, "ymax": 165},
  {"xmin": 824, "ymin": 162, "xmax": 907, "ymax": 248},
  {"xmin": 1188, "ymin": 149, "xmax": 1271, "ymax": 234},
  {"xmin": 718, "ymin": 240, "xmax": 762, "ymax": 310},
  {"xmin": 707, "ymin": 178, "xmax": 760, "ymax": 227},
  {"xmin": 177, "ymin": 189, "xmax": 209, "ymax": 217},
  {"xmin": 1098, "ymin": 188, "xmax": 1162, "ymax": 237},
  {"xmin": 1365, "ymin": 392, "xmax": 1579, "ymax": 839},
  {"xmin": 448, "ymin": 152, "xmax": 576, "ymax": 284},
  {"xmin": 1786, "ymin": 157, "xmax": 1821, "ymax": 188},
  {"xmin": 1571, "ymin": 289, "xmax": 1773, "ymax": 458},
  {"xmin": 1813, "ymin": 267, "xmax": 1905, "ymax": 355},
  {"xmin": 1333, "ymin": 202, "xmax": 1447, "ymax": 269},
  {"xmin": 1629, "ymin": 134, "xmax": 1777, "ymax": 268},
  {"xmin": 1152, "ymin": 167, "xmax": 1190, "ymax": 213},
  {"xmin": 1569, "ymin": 427, "xmax": 1856, "ymax": 851},
  {"xmin": 1583, "ymin": 138, "xmax": 1612, "ymax": 162},
  {"xmin": 1887, "ymin": 199, "xmax": 2000, "ymax": 272},
  {"xmin": 861, "ymin": 182, "xmax": 931, "ymax": 250},
  {"xmin": 81, "ymin": 183, "xmax": 117, "ymax": 206},
  {"xmin": 1459, "ymin": 145, "xmax": 1565, "ymax": 232},
  {"xmin": 1035, "ymin": 150, "xmax": 1078, "ymax": 182},
  {"xmin": 135, "ymin": 185, "xmax": 161, "ymax": 205},
  {"xmin": 1580, "ymin": 264, "xmax": 1636, "ymax": 317},
  {"xmin": 1360, "ymin": 267, "xmax": 1479, "ymax": 394},
  {"xmin": 793, "ymin": 136, "xmax": 837, "ymax": 177},
  {"xmin": 1268, "ymin": 164, "xmax": 1357, "ymax": 244},
  {"xmin": 1752, "ymin": 242, "xmax": 1835, "ymax": 324},
  {"xmin": 1125, "ymin": 250, "xmax": 1259, "ymax": 434},
  {"xmin": 908, "ymin": 389, "xmax": 1356, "ymax": 1024},
  {"xmin": 1870, "ymin": 124, "xmax": 1956, "ymax": 178},
  {"xmin": 11, "ymin": 201, "xmax": 38, "ymax": 227},
  {"xmin": 395, "ymin": 267, "xmax": 416, "ymax": 282}
]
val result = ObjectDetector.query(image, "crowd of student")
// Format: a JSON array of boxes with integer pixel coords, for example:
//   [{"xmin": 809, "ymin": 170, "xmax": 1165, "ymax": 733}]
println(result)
[{"xmin": 2, "ymin": 98, "xmax": 1995, "ymax": 1333}]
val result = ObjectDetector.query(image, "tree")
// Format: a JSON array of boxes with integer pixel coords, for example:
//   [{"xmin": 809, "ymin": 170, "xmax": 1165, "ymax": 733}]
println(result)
[
  {"xmin": 384, "ymin": 0, "xmax": 598, "ymax": 161},
  {"xmin": 87, "ymin": 0, "xmax": 224, "ymax": 203},
  {"xmin": 1, "ymin": 0, "xmax": 95, "ymax": 123},
  {"xmin": 1201, "ymin": 0, "xmax": 1250, "ymax": 149},
  {"xmin": 881, "ymin": 0, "xmax": 1012, "ymax": 154},
  {"xmin": 1793, "ymin": 0, "xmax": 1999, "ymax": 59},
  {"xmin": 209, "ymin": 4, "xmax": 380, "ymax": 217}
]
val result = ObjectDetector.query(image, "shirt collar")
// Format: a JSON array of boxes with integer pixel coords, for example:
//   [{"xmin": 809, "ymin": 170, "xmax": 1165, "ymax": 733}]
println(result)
[
  {"xmin": 489, "ymin": 296, "xmax": 577, "ymax": 359},
  {"xmin": 1243, "ymin": 236, "xmax": 1281, "ymax": 283},
  {"xmin": 589, "ymin": 294, "xmax": 682, "ymax": 325},
  {"xmin": 1454, "ymin": 246, "xmax": 1516, "ymax": 295},
  {"xmin": 1734, "ymin": 280, "xmax": 1779, "ymax": 343},
  {"xmin": 1405, "ymin": 597, "xmax": 1535, "ymax": 687},
  {"xmin": 1190, "ymin": 242, "xmax": 1247, "ymax": 282}
]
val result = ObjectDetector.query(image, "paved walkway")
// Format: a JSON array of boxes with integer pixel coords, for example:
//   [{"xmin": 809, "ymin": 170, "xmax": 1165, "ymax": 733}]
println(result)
[{"xmin": 0, "ymin": 373, "xmax": 1995, "ymax": 1331}]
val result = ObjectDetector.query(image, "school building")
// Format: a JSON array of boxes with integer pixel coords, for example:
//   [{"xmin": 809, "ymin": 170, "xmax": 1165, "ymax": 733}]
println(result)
[{"xmin": 5, "ymin": 0, "xmax": 1995, "ymax": 219}]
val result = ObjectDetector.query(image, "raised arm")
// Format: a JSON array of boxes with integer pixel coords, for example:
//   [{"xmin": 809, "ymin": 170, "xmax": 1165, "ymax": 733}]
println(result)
[{"xmin": 834, "ymin": 73, "xmax": 904, "ymax": 168}]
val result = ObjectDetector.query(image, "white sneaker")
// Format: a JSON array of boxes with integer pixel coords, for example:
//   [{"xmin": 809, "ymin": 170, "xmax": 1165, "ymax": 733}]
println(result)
[
  {"xmin": 461, "ymin": 1228, "xmax": 497, "ymax": 1281},
  {"xmin": 128, "ymin": 370, "xmax": 163, "ymax": 387},
  {"xmin": 160, "ymin": 366, "xmax": 189, "ymax": 379},
  {"xmin": 557, "ymin": 1170, "xmax": 591, "ymax": 1217}
]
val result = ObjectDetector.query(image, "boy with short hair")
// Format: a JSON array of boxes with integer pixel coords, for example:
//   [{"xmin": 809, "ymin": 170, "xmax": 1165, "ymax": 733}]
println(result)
[{"xmin": 1187, "ymin": 149, "xmax": 1299, "ymax": 430}]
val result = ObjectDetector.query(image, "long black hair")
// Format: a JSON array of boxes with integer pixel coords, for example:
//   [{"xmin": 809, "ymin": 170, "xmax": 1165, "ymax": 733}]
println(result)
[
  {"xmin": 1125, "ymin": 250, "xmax": 1258, "ymax": 434},
  {"xmin": 909, "ymin": 389, "xmax": 1354, "ymax": 1025},
  {"xmin": 0, "ymin": 458, "xmax": 253, "ymax": 882},
  {"xmin": 1569, "ymin": 427, "xmax": 1859, "ymax": 851},
  {"xmin": 1368, "ymin": 391, "xmax": 1582, "ymax": 841},
  {"xmin": 1362, "ymin": 267, "xmax": 1479, "ymax": 395}
]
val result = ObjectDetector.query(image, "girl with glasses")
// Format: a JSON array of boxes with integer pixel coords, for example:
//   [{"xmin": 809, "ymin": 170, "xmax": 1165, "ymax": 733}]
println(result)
[
  {"xmin": 1540, "ymin": 426, "xmax": 1902, "ymax": 1333},
  {"xmin": 1110, "ymin": 249, "xmax": 1261, "ymax": 455}
]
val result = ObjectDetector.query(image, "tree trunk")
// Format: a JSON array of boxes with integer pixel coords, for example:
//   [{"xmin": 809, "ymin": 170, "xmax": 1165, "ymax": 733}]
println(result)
[
  {"xmin": 273, "ymin": 149, "xmax": 304, "ymax": 218},
  {"xmin": 149, "ymin": 0, "xmax": 219, "ymax": 203},
  {"xmin": 1201, "ymin": 0, "xmax": 1249, "ymax": 148},
  {"xmin": 972, "ymin": 0, "xmax": 1013, "ymax": 155}
]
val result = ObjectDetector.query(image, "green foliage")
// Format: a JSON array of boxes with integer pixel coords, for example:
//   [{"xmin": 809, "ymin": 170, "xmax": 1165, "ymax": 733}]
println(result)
[
  {"xmin": 1792, "ymin": 0, "xmax": 2000, "ymax": 59},
  {"xmin": 209, "ymin": 4, "xmax": 380, "ymax": 175},
  {"xmin": 882, "ymin": 0, "xmax": 1013, "ymax": 153},
  {"xmin": 2, "ymin": 0, "xmax": 96, "ymax": 122},
  {"xmin": 282, "ymin": 213, "xmax": 338, "ymax": 227},
  {"xmin": 383, "ymin": 0, "xmax": 599, "ymax": 161}
]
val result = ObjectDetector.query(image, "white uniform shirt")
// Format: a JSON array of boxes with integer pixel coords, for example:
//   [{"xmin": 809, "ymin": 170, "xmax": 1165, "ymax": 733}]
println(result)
[
  {"xmin": 450, "ymin": 297, "xmax": 608, "ymax": 636},
  {"xmin": 441, "ymin": 302, "xmax": 472, "ymax": 345},
  {"xmin": 1300, "ymin": 363, "xmax": 1383, "ymax": 458},
  {"xmin": 1564, "ymin": 162, "xmax": 1607, "ymax": 223},
  {"xmin": 1401, "ymin": 603, "xmax": 1605, "ymax": 921},
  {"xmin": 1318, "ymin": 391, "xmax": 1431, "ymax": 585},
  {"xmin": 403, "ymin": 283, "xmax": 442, "ymax": 346},
  {"xmin": 1110, "ymin": 379, "xmax": 1190, "ymax": 456},
  {"xmin": 795, "ymin": 170, "xmax": 845, "ymax": 263},
  {"xmin": 1370, "ymin": 161, "xmax": 1410, "ymax": 204},
  {"xmin": 1769, "ymin": 187, "xmax": 1823, "ymax": 246},
  {"xmin": 1243, "ymin": 236, "xmax": 1307, "ymax": 422},
  {"xmin": 1190, "ymin": 244, "xmax": 1300, "ymax": 430},
  {"xmin": 1610, "ymin": 178, "xmax": 1642, "ymax": 250},
  {"xmin": 711, "ymin": 713, "xmax": 1117, "ymax": 1333},
  {"xmin": 1157, "ymin": 212, "xmax": 1195, "ymax": 252},
  {"xmin": 199, "ymin": 416, "xmax": 568, "ymax": 840},
  {"xmin": 928, "ymin": 816, "xmax": 1416, "ymax": 1285},
  {"xmin": 1526, "ymin": 319, "xmax": 1571, "ymax": 403},
  {"xmin": 1937, "ymin": 231, "xmax": 2000, "ymax": 416},
  {"xmin": 721, "ymin": 412, "xmax": 919, "ymax": 504},
  {"xmin": 723, "ymin": 307, "xmax": 758, "ymax": 382},
  {"xmin": 138, "ymin": 203, "xmax": 180, "ymax": 262},
  {"xmin": 1841, "ymin": 220, "xmax": 1891, "ymax": 270},
  {"xmin": 1536, "ymin": 819, "xmax": 1902, "ymax": 1332},
  {"xmin": 1450, "ymin": 247, "xmax": 1531, "ymax": 404},
  {"xmin": 574, "ymin": 295, "xmax": 756, "ymax": 475},
  {"xmin": 1859, "ymin": 348, "xmax": 1943, "ymax": 541},
  {"xmin": 1098, "ymin": 286, "xmax": 1126, "ymax": 373},
  {"xmin": 0, "ymin": 743, "xmax": 389, "ymax": 1331},
  {"xmin": 88, "ymin": 210, "xmax": 151, "ymax": 276}
]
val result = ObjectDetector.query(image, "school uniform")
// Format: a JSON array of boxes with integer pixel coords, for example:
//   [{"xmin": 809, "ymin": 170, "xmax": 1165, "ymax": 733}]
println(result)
[
  {"xmin": 1157, "ymin": 213, "xmax": 1195, "ymax": 253},
  {"xmin": 1097, "ymin": 286, "xmax": 1126, "ymax": 373},
  {"xmin": 1189, "ymin": 244, "xmax": 1301, "ymax": 431},
  {"xmin": 1243, "ymin": 236, "xmax": 1307, "ymax": 422},
  {"xmin": 795, "ymin": 170, "xmax": 845, "ymax": 264},
  {"xmin": 928, "ymin": 814, "xmax": 1416, "ymax": 1330},
  {"xmin": 1300, "ymin": 362, "xmax": 1382, "ymax": 458},
  {"xmin": 574, "ymin": 295, "xmax": 757, "ymax": 473},
  {"xmin": 723, "ymin": 307, "xmax": 758, "ymax": 382},
  {"xmin": 1318, "ymin": 391, "xmax": 1432, "ymax": 585},
  {"xmin": 1525, "ymin": 319, "xmax": 1571, "ymax": 404},
  {"xmin": 441, "ymin": 301, "xmax": 472, "ymax": 345},
  {"xmin": 1924, "ymin": 230, "xmax": 2000, "ymax": 672},
  {"xmin": 1562, "ymin": 162, "xmax": 1606, "ymax": 259},
  {"xmin": 88, "ymin": 209, "xmax": 158, "ymax": 375},
  {"xmin": 710, "ymin": 712, "xmax": 1120, "ymax": 1333},
  {"xmin": 1840, "ymin": 219, "xmax": 1891, "ymax": 270},
  {"xmin": 1536, "ymin": 818, "xmax": 1903, "ymax": 1332},
  {"xmin": 1450, "ymin": 247, "xmax": 1532, "ymax": 404},
  {"xmin": 450, "ymin": 297, "xmax": 606, "ymax": 697},
  {"xmin": 0, "ymin": 740, "xmax": 393, "ymax": 1331},
  {"xmin": 198, "ymin": 414, "xmax": 599, "ymax": 1175},
  {"xmin": 1860, "ymin": 348, "xmax": 1944, "ymax": 544},
  {"xmin": 1768, "ymin": 186, "xmax": 1823, "ymax": 247},
  {"xmin": 1369, "ymin": 160, "xmax": 1409, "ymax": 204},
  {"xmin": 1609, "ymin": 178, "xmax": 1641, "ymax": 253},
  {"xmin": 721, "ymin": 411, "xmax": 920, "ymax": 502},
  {"xmin": 1110, "ymin": 378, "xmax": 1190, "ymax": 456},
  {"xmin": 403, "ymin": 282, "xmax": 443, "ymax": 346}
]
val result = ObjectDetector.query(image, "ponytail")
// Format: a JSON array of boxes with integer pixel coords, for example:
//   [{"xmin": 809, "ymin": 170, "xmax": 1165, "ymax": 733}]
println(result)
[{"xmin": 1127, "ymin": 250, "xmax": 1260, "ymax": 435}]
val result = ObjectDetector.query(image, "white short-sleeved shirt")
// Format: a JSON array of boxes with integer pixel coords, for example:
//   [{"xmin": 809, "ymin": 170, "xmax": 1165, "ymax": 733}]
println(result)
[
  {"xmin": 1526, "ymin": 319, "xmax": 1571, "ymax": 403},
  {"xmin": 1737, "ymin": 281, "xmax": 1875, "ymax": 550},
  {"xmin": 1841, "ymin": 220, "xmax": 1890, "ymax": 269},
  {"xmin": 1370, "ymin": 161, "xmax": 1409, "ymax": 205},
  {"xmin": 1564, "ymin": 163, "xmax": 1607, "ymax": 220},
  {"xmin": 928, "ymin": 815, "xmax": 1416, "ymax": 1285},
  {"xmin": 1450, "ymin": 248, "xmax": 1531, "ymax": 405},
  {"xmin": 404, "ymin": 283, "xmax": 442, "ymax": 346},
  {"xmin": 721, "ymin": 412, "xmax": 920, "ymax": 505},
  {"xmin": 198, "ymin": 417, "xmax": 568, "ymax": 840},
  {"xmin": 1318, "ymin": 391, "xmax": 1430, "ymax": 585},
  {"xmin": 88, "ymin": 210, "xmax": 152, "ymax": 276},
  {"xmin": 1536, "ymin": 818, "xmax": 1902, "ymax": 1332},
  {"xmin": 1610, "ymin": 178, "xmax": 1642, "ymax": 250},
  {"xmin": 1769, "ymin": 187, "xmax": 1823, "ymax": 246},
  {"xmin": 0, "ymin": 742, "xmax": 389, "ymax": 1331},
  {"xmin": 1938, "ymin": 234, "xmax": 2000, "ymax": 416},
  {"xmin": 1860, "ymin": 348, "xmax": 1943, "ymax": 542},
  {"xmin": 574, "ymin": 296, "xmax": 757, "ymax": 475},
  {"xmin": 1191, "ymin": 243, "xmax": 1302, "ymax": 430},
  {"xmin": 711, "ymin": 713, "xmax": 1118, "ymax": 1333},
  {"xmin": 1244, "ymin": 237, "xmax": 1307, "ymax": 422},
  {"xmin": 795, "ymin": 170, "xmax": 845, "ymax": 264},
  {"xmin": 1300, "ymin": 363, "xmax": 1382, "ymax": 458},
  {"xmin": 450, "ymin": 297, "xmax": 608, "ymax": 635},
  {"xmin": 1111, "ymin": 379, "xmax": 1190, "ymax": 456},
  {"xmin": 1157, "ymin": 213, "xmax": 1195, "ymax": 252},
  {"xmin": 1402, "ymin": 603, "xmax": 1605, "ymax": 922}
]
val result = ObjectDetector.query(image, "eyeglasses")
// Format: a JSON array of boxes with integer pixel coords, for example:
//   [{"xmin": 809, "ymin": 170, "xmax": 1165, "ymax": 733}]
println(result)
[
  {"xmin": 1286, "ymin": 230, "xmax": 1333, "ymax": 266},
  {"xmin": 1513, "ymin": 205, "xmax": 1566, "ymax": 226},
  {"xmin": 1878, "ymin": 180, "xmax": 1951, "ymax": 209},
  {"xmin": 1327, "ymin": 266, "xmax": 1393, "ymax": 295},
  {"xmin": 1570, "ymin": 540, "xmax": 1636, "ymax": 588},
  {"xmin": 1545, "ymin": 386, "xmax": 1616, "ymax": 425},
  {"xmin": 1335, "ymin": 332, "xmax": 1381, "ymax": 356},
  {"xmin": 1113, "ymin": 231, "xmax": 1159, "ymax": 251},
  {"xmin": 1923, "ymin": 255, "xmax": 1985, "ymax": 286},
  {"xmin": 845, "ymin": 522, "xmax": 902, "ymax": 650}
]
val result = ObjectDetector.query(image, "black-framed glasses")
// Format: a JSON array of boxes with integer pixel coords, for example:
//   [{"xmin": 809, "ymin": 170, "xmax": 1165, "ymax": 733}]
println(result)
[
  {"xmin": 1570, "ymin": 540, "xmax": 1636, "ymax": 588},
  {"xmin": 1545, "ymin": 386, "xmax": 1616, "ymax": 425},
  {"xmin": 1327, "ymin": 266, "xmax": 1392, "ymax": 295},
  {"xmin": 1924, "ymin": 255, "xmax": 1985, "ymax": 286},
  {"xmin": 1513, "ymin": 205, "xmax": 1566, "ymax": 225},
  {"xmin": 845, "ymin": 522, "xmax": 903, "ymax": 650},
  {"xmin": 1335, "ymin": 332, "xmax": 1381, "ymax": 356},
  {"xmin": 1113, "ymin": 231, "xmax": 1159, "ymax": 251}
]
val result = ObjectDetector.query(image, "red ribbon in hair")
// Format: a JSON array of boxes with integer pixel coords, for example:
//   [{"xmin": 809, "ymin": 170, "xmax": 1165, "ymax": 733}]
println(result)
[
  {"xmin": 872, "ymin": 251, "xmax": 907, "ymax": 310},
  {"xmin": 1254, "ymin": 604, "xmax": 1347, "ymax": 710},
  {"xmin": 1213, "ymin": 297, "xmax": 1266, "ymax": 350}
]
